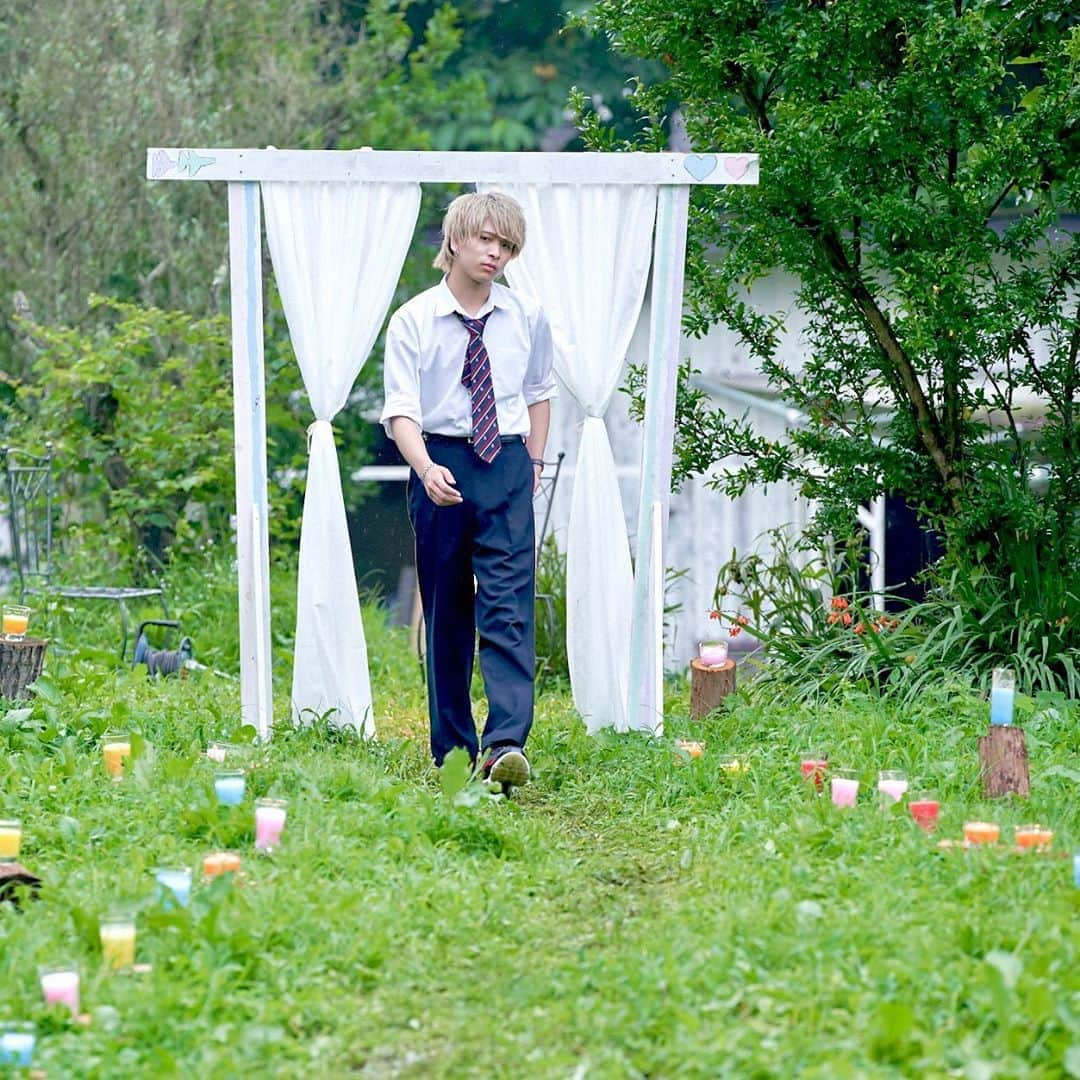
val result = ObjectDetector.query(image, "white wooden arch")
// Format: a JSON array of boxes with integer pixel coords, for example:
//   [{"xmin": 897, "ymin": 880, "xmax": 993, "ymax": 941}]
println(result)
[{"xmin": 146, "ymin": 148, "xmax": 759, "ymax": 739}]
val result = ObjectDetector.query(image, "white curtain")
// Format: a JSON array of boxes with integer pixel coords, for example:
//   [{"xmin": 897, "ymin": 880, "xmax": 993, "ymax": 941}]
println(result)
[
  {"xmin": 262, "ymin": 181, "xmax": 421, "ymax": 734},
  {"xmin": 482, "ymin": 183, "xmax": 656, "ymax": 733}
]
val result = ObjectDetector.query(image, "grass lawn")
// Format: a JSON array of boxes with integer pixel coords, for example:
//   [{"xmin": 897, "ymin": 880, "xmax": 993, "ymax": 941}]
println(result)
[{"xmin": 2, "ymin": 599, "xmax": 1079, "ymax": 1078}]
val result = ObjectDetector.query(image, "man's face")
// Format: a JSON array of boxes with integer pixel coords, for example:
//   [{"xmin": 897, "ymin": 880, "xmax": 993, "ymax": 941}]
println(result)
[{"xmin": 452, "ymin": 218, "xmax": 515, "ymax": 285}]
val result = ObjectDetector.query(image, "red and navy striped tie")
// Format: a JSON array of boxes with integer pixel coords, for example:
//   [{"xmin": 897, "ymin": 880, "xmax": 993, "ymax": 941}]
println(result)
[{"xmin": 456, "ymin": 311, "xmax": 501, "ymax": 464}]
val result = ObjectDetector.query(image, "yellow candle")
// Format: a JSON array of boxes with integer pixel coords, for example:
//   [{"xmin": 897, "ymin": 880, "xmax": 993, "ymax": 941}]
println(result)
[
  {"xmin": 203, "ymin": 852, "xmax": 241, "ymax": 878},
  {"xmin": 102, "ymin": 741, "xmax": 131, "ymax": 779},
  {"xmin": 963, "ymin": 821, "xmax": 1000, "ymax": 845},
  {"xmin": 2, "ymin": 613, "xmax": 28, "ymax": 636},
  {"xmin": 100, "ymin": 922, "xmax": 136, "ymax": 969},
  {"xmin": 0, "ymin": 822, "xmax": 22, "ymax": 859}
]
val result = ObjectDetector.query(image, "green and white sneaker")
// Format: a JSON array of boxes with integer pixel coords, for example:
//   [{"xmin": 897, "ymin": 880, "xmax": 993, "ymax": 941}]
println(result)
[{"xmin": 481, "ymin": 746, "xmax": 531, "ymax": 791}]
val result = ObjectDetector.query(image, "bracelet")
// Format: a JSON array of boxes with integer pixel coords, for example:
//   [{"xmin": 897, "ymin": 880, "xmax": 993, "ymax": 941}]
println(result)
[
  {"xmin": 420, "ymin": 461, "xmax": 436, "ymax": 483},
  {"xmin": 530, "ymin": 458, "xmax": 544, "ymax": 467}
]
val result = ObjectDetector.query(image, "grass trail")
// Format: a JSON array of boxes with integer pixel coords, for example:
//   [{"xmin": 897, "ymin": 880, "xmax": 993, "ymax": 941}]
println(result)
[{"xmin": 1, "ymin": 620, "xmax": 1079, "ymax": 1077}]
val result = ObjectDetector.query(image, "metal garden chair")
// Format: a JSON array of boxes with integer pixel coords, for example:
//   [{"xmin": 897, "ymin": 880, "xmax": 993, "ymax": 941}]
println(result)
[{"xmin": 2, "ymin": 443, "xmax": 172, "ymax": 659}]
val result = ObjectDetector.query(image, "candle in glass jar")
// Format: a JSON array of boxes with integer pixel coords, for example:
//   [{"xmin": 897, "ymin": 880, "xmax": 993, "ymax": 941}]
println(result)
[
  {"xmin": 831, "ymin": 770, "xmax": 860, "ymax": 807},
  {"xmin": 101, "ymin": 732, "xmax": 131, "ymax": 780},
  {"xmin": 153, "ymin": 866, "xmax": 192, "ymax": 909},
  {"xmin": 100, "ymin": 914, "xmax": 136, "ymax": 970},
  {"xmin": 1014, "ymin": 825, "xmax": 1053, "ymax": 850},
  {"xmin": 0, "ymin": 819, "xmax": 21, "ymax": 861},
  {"xmin": 963, "ymin": 821, "xmax": 1000, "ymax": 845},
  {"xmin": 203, "ymin": 851, "xmax": 242, "ymax": 879},
  {"xmin": 214, "ymin": 771, "xmax": 246, "ymax": 806},
  {"xmin": 697, "ymin": 640, "xmax": 729, "ymax": 668},
  {"xmin": 877, "ymin": 770, "xmax": 909, "ymax": 804},
  {"xmin": 908, "ymin": 792, "xmax": 940, "ymax": 831},
  {"xmin": 40, "ymin": 967, "xmax": 80, "ymax": 1014},
  {"xmin": 254, "ymin": 798, "xmax": 288, "ymax": 852},
  {"xmin": 990, "ymin": 668, "xmax": 1015, "ymax": 726},
  {"xmin": 0, "ymin": 1024, "xmax": 36, "ymax": 1067},
  {"xmin": 800, "ymin": 758, "xmax": 828, "ymax": 789}
]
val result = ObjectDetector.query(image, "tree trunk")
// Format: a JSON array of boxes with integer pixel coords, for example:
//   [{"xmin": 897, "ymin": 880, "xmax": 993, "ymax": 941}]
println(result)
[
  {"xmin": 978, "ymin": 725, "xmax": 1030, "ymax": 798},
  {"xmin": 689, "ymin": 658, "xmax": 737, "ymax": 720},
  {"xmin": 0, "ymin": 636, "xmax": 48, "ymax": 701}
]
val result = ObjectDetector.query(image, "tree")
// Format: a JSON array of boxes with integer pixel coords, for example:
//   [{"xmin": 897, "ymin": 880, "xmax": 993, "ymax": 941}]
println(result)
[
  {"xmin": 581, "ymin": 0, "xmax": 1078, "ymax": 663},
  {"xmin": 0, "ymin": 0, "xmax": 484, "ymax": 379}
]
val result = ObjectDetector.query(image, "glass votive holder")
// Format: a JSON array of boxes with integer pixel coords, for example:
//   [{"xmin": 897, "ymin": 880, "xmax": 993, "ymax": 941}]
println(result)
[
  {"xmin": 1014, "ymin": 824, "xmax": 1053, "ymax": 851},
  {"xmin": 254, "ymin": 797, "xmax": 289, "ymax": 852},
  {"xmin": 990, "ymin": 667, "xmax": 1016, "ymax": 726},
  {"xmin": 674, "ymin": 739, "xmax": 704, "ymax": 760},
  {"xmin": 877, "ymin": 769, "xmax": 909, "ymax": 805},
  {"xmin": 908, "ymin": 790, "xmax": 940, "ymax": 831},
  {"xmin": 0, "ymin": 818, "xmax": 22, "ymax": 862},
  {"xmin": 153, "ymin": 866, "xmax": 193, "ymax": 909},
  {"xmin": 101, "ymin": 730, "xmax": 132, "ymax": 781},
  {"xmin": 830, "ymin": 768, "xmax": 860, "ymax": 807},
  {"xmin": 800, "ymin": 756, "xmax": 828, "ymax": 790},
  {"xmin": 0, "ymin": 1022, "xmax": 37, "ymax": 1067},
  {"xmin": 203, "ymin": 851, "xmax": 242, "ymax": 880},
  {"xmin": 1, "ymin": 604, "xmax": 32, "ymax": 640},
  {"xmin": 963, "ymin": 820, "xmax": 1000, "ymax": 846},
  {"xmin": 214, "ymin": 770, "xmax": 246, "ymax": 806},
  {"xmin": 697, "ymin": 640, "xmax": 729, "ymax": 668},
  {"xmin": 39, "ymin": 965, "xmax": 80, "ymax": 1015},
  {"xmin": 1073, "ymin": 852, "xmax": 1080, "ymax": 888},
  {"xmin": 206, "ymin": 741, "xmax": 241, "ymax": 764},
  {"xmin": 99, "ymin": 910, "xmax": 137, "ymax": 971}
]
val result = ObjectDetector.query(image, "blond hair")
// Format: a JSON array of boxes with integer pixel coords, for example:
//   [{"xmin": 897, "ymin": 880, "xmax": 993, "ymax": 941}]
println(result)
[{"xmin": 433, "ymin": 191, "xmax": 526, "ymax": 273}]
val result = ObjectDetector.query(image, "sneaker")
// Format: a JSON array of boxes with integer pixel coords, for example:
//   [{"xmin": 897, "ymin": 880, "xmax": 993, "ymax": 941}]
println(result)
[{"xmin": 481, "ymin": 746, "xmax": 530, "ymax": 790}]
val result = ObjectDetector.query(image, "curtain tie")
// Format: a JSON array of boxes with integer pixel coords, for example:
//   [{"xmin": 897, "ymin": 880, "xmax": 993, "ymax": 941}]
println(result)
[{"xmin": 306, "ymin": 418, "xmax": 333, "ymax": 453}]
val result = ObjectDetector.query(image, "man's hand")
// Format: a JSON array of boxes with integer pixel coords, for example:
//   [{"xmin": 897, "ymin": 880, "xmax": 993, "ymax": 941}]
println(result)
[
  {"xmin": 422, "ymin": 463, "xmax": 463, "ymax": 506},
  {"xmin": 533, "ymin": 460, "xmax": 543, "ymax": 495}
]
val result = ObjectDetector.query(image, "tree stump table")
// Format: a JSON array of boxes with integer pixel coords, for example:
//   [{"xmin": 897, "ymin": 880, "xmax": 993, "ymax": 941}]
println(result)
[
  {"xmin": 978, "ymin": 725, "xmax": 1030, "ymax": 798},
  {"xmin": 0, "ymin": 863, "xmax": 42, "ymax": 907},
  {"xmin": 0, "ymin": 636, "xmax": 48, "ymax": 701},
  {"xmin": 689, "ymin": 658, "xmax": 737, "ymax": 720}
]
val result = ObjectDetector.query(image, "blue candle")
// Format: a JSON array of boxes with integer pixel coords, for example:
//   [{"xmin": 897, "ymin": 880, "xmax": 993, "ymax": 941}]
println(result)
[
  {"xmin": 0, "ymin": 1028, "xmax": 35, "ymax": 1066},
  {"xmin": 154, "ymin": 867, "xmax": 192, "ymax": 909},
  {"xmin": 990, "ymin": 685, "xmax": 1014, "ymax": 726},
  {"xmin": 1073, "ymin": 852, "xmax": 1080, "ymax": 889},
  {"xmin": 214, "ymin": 773, "xmax": 246, "ymax": 806}
]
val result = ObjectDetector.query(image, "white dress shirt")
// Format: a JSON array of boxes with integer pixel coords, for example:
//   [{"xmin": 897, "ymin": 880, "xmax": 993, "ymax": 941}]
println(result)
[{"xmin": 381, "ymin": 278, "xmax": 557, "ymax": 438}]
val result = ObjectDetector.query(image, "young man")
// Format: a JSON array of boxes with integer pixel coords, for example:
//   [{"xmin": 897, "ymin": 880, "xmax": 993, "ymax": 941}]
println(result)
[{"xmin": 381, "ymin": 191, "xmax": 556, "ymax": 791}]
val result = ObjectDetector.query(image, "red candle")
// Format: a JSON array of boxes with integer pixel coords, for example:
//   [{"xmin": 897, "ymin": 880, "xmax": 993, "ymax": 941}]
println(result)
[
  {"xmin": 800, "ymin": 758, "xmax": 828, "ymax": 789},
  {"xmin": 909, "ymin": 798, "xmax": 940, "ymax": 830}
]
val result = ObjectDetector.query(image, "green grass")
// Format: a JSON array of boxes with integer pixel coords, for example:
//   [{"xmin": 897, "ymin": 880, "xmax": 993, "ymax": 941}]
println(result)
[{"xmin": 2, "ymin": 577, "xmax": 1080, "ymax": 1077}]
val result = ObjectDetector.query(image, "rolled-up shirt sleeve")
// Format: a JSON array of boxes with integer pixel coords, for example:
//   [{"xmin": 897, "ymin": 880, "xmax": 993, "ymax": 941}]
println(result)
[
  {"xmin": 523, "ymin": 306, "xmax": 558, "ymax": 405},
  {"xmin": 380, "ymin": 310, "xmax": 423, "ymax": 438}
]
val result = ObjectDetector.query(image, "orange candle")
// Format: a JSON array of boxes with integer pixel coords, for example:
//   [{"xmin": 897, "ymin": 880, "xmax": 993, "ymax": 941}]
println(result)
[
  {"xmin": 203, "ymin": 852, "xmax": 242, "ymax": 879},
  {"xmin": 675, "ymin": 739, "xmax": 704, "ymax": 759},
  {"xmin": 1015, "ymin": 825, "xmax": 1053, "ymax": 850},
  {"xmin": 963, "ymin": 821, "xmax": 1000, "ymax": 845},
  {"xmin": 2, "ymin": 613, "xmax": 28, "ymax": 636},
  {"xmin": 102, "ymin": 738, "xmax": 131, "ymax": 780}
]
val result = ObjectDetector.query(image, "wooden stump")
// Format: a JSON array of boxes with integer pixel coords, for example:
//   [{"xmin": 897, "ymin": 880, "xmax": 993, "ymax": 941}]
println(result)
[
  {"xmin": 689, "ymin": 658, "xmax": 737, "ymax": 720},
  {"xmin": 0, "ymin": 862, "xmax": 42, "ymax": 907},
  {"xmin": 978, "ymin": 725, "xmax": 1030, "ymax": 798},
  {"xmin": 0, "ymin": 636, "xmax": 48, "ymax": 701}
]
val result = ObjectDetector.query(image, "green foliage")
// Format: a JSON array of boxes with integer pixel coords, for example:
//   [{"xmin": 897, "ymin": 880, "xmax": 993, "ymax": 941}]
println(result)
[
  {"xmin": 1, "ymin": 563, "xmax": 1079, "ymax": 1074},
  {"xmin": 0, "ymin": 0, "xmax": 487, "ymax": 378},
  {"xmin": 583, "ymin": 0, "xmax": 1079, "ymax": 683},
  {"xmin": 535, "ymin": 533, "xmax": 570, "ymax": 687},
  {"xmin": 709, "ymin": 528, "xmax": 1079, "ymax": 701}
]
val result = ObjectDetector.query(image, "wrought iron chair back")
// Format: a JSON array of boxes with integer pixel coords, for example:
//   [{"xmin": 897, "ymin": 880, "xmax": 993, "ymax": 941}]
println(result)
[{"xmin": 2, "ymin": 443, "xmax": 170, "ymax": 659}]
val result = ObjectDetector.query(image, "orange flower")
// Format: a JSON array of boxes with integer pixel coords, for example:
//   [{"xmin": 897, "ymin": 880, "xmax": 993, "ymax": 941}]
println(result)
[
  {"xmin": 826, "ymin": 612, "xmax": 840, "ymax": 625},
  {"xmin": 830, "ymin": 597, "xmax": 849, "ymax": 611},
  {"xmin": 853, "ymin": 622, "xmax": 865, "ymax": 635},
  {"xmin": 729, "ymin": 626, "xmax": 742, "ymax": 638},
  {"xmin": 708, "ymin": 609, "xmax": 721, "ymax": 621},
  {"xmin": 841, "ymin": 612, "xmax": 852, "ymax": 626},
  {"xmin": 736, "ymin": 615, "xmax": 749, "ymax": 626}
]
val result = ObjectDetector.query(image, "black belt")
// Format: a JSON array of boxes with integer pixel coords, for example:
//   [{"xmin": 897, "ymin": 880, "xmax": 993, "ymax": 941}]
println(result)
[{"xmin": 423, "ymin": 433, "xmax": 525, "ymax": 446}]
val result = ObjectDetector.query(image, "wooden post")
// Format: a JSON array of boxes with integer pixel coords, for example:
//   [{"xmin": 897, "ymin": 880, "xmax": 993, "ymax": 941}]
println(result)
[
  {"xmin": 978, "ymin": 726, "xmax": 1030, "ymax": 798},
  {"xmin": 689, "ymin": 658, "xmax": 737, "ymax": 720},
  {"xmin": 0, "ymin": 637, "xmax": 48, "ymax": 701}
]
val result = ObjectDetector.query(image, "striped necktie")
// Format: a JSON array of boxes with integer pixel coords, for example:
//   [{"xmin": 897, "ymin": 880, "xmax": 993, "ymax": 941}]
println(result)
[{"xmin": 456, "ymin": 311, "xmax": 501, "ymax": 464}]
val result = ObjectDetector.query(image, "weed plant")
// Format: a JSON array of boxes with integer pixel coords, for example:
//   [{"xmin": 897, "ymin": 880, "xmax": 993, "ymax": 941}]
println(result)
[{"xmin": 1, "ymin": 561, "xmax": 1079, "ymax": 1076}]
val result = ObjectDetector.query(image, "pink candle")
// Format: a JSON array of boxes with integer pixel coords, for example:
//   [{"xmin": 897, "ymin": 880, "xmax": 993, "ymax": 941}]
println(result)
[
  {"xmin": 831, "ymin": 772, "xmax": 860, "ymax": 807},
  {"xmin": 254, "ymin": 799, "xmax": 288, "ymax": 852},
  {"xmin": 40, "ymin": 969, "xmax": 80, "ymax": 1015}
]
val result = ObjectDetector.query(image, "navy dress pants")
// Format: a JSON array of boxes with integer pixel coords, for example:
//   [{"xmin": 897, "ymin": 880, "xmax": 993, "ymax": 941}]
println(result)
[{"xmin": 407, "ymin": 436, "xmax": 536, "ymax": 766}]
